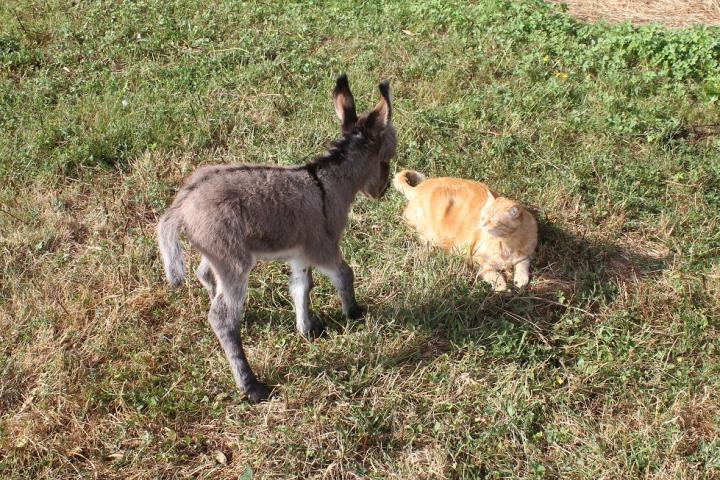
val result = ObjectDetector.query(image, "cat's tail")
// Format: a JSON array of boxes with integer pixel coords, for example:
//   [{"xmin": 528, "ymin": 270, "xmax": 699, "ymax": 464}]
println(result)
[{"xmin": 393, "ymin": 170, "xmax": 426, "ymax": 200}]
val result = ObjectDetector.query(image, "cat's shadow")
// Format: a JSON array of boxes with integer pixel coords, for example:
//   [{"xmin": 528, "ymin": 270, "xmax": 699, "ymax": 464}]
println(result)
[{"xmin": 531, "ymin": 215, "xmax": 668, "ymax": 302}]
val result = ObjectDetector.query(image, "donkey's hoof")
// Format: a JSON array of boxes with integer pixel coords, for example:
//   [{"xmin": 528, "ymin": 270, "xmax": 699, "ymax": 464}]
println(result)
[
  {"xmin": 346, "ymin": 304, "xmax": 365, "ymax": 320},
  {"xmin": 246, "ymin": 382, "xmax": 271, "ymax": 404},
  {"xmin": 301, "ymin": 323, "xmax": 326, "ymax": 340}
]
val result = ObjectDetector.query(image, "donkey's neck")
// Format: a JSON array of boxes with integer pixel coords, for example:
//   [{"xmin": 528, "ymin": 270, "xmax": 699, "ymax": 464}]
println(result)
[{"xmin": 311, "ymin": 134, "xmax": 371, "ymax": 206}]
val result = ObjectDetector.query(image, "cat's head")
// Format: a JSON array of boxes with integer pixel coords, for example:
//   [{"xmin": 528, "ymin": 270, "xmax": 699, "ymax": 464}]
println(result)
[{"xmin": 478, "ymin": 193, "xmax": 524, "ymax": 237}]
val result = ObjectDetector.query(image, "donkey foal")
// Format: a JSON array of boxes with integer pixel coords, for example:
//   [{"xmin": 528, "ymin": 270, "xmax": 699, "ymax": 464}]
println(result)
[{"xmin": 157, "ymin": 75, "xmax": 396, "ymax": 403}]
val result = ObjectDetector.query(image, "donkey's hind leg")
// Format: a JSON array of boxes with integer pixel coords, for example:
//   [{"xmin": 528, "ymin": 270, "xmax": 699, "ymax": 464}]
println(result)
[
  {"xmin": 196, "ymin": 256, "xmax": 216, "ymax": 299},
  {"xmin": 289, "ymin": 259, "xmax": 324, "ymax": 339},
  {"xmin": 207, "ymin": 258, "xmax": 269, "ymax": 403},
  {"xmin": 317, "ymin": 258, "xmax": 364, "ymax": 320}
]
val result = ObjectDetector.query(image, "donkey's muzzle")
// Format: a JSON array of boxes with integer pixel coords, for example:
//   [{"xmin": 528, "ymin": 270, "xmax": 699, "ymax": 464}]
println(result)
[
  {"xmin": 367, "ymin": 179, "xmax": 390, "ymax": 199},
  {"xmin": 379, "ymin": 179, "xmax": 390, "ymax": 197}
]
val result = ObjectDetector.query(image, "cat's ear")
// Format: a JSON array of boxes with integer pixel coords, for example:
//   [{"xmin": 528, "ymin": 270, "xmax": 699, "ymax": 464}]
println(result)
[
  {"xmin": 508, "ymin": 206, "xmax": 521, "ymax": 218},
  {"xmin": 483, "ymin": 190, "xmax": 496, "ymax": 209}
]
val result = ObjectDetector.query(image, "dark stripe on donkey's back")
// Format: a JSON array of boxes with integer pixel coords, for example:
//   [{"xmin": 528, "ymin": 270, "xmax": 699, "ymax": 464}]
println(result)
[{"xmin": 304, "ymin": 163, "xmax": 329, "ymax": 231}]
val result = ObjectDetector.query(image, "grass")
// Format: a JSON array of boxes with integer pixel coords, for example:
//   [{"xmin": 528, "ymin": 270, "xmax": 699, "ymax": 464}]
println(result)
[{"xmin": 1, "ymin": 0, "xmax": 719, "ymax": 478}]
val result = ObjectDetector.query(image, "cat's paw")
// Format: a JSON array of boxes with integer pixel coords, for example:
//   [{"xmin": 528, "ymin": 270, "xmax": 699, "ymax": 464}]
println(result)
[
  {"xmin": 492, "ymin": 281, "xmax": 509, "ymax": 292},
  {"xmin": 479, "ymin": 270, "xmax": 508, "ymax": 292},
  {"xmin": 489, "ymin": 276, "xmax": 508, "ymax": 292},
  {"xmin": 513, "ymin": 274, "xmax": 530, "ymax": 289}
]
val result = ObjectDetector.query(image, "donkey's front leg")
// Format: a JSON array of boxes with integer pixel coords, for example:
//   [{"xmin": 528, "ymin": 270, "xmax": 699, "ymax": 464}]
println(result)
[
  {"xmin": 208, "ymin": 271, "xmax": 270, "ymax": 403},
  {"xmin": 289, "ymin": 260, "xmax": 324, "ymax": 339},
  {"xmin": 318, "ymin": 259, "xmax": 364, "ymax": 320}
]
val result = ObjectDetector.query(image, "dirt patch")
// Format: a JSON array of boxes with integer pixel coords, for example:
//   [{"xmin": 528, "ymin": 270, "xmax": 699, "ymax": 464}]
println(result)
[{"xmin": 553, "ymin": 0, "xmax": 720, "ymax": 27}]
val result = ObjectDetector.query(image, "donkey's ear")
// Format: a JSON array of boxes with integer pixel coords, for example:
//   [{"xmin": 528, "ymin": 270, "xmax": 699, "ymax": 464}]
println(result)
[
  {"xmin": 333, "ymin": 74, "xmax": 357, "ymax": 132},
  {"xmin": 367, "ymin": 80, "xmax": 392, "ymax": 130}
]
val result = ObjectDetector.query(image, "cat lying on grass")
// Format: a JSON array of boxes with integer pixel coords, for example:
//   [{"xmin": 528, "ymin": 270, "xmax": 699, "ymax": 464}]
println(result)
[{"xmin": 394, "ymin": 170, "xmax": 537, "ymax": 292}]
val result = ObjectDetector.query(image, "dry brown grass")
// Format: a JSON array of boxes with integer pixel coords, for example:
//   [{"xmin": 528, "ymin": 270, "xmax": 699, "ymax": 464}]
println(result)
[{"xmin": 553, "ymin": 0, "xmax": 720, "ymax": 27}]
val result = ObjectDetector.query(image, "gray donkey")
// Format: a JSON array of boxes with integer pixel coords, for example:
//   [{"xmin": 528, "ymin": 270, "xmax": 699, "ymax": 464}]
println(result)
[{"xmin": 157, "ymin": 75, "xmax": 396, "ymax": 402}]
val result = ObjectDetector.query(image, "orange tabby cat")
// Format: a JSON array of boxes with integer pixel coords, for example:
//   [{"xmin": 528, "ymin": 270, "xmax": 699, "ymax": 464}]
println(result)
[{"xmin": 394, "ymin": 170, "xmax": 537, "ymax": 291}]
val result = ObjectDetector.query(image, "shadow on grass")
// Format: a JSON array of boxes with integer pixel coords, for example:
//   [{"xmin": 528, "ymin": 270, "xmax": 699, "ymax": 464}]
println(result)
[
  {"xmin": 319, "ymin": 216, "xmax": 668, "ymax": 368},
  {"xmin": 249, "ymin": 216, "xmax": 672, "ymax": 447},
  {"xmin": 245, "ymin": 217, "xmax": 670, "ymax": 394}
]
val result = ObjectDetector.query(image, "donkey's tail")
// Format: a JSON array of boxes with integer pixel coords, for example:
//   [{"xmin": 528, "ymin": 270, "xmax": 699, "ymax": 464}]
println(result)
[
  {"xmin": 393, "ymin": 169, "xmax": 426, "ymax": 200},
  {"xmin": 157, "ymin": 209, "xmax": 185, "ymax": 287}
]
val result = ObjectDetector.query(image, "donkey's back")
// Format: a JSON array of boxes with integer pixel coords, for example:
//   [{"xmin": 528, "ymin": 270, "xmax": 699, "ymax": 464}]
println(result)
[{"xmin": 170, "ymin": 164, "xmax": 327, "ymax": 261}]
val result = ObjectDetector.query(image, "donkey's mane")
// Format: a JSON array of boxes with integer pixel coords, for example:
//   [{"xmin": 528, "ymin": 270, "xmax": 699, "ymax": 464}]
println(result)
[{"xmin": 309, "ymin": 130, "xmax": 368, "ymax": 170}]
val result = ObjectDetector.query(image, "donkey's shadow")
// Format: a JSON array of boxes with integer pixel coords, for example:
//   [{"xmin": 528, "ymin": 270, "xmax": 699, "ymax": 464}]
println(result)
[{"xmin": 262, "ymin": 216, "xmax": 669, "ymax": 385}]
